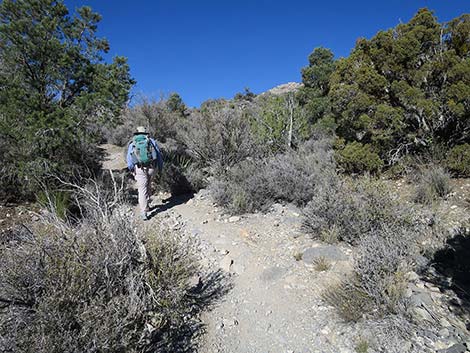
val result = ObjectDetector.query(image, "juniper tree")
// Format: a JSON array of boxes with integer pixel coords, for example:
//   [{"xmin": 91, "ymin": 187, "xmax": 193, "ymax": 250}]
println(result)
[
  {"xmin": 298, "ymin": 47, "xmax": 336, "ymax": 131},
  {"xmin": 328, "ymin": 8, "xmax": 469, "ymax": 167}
]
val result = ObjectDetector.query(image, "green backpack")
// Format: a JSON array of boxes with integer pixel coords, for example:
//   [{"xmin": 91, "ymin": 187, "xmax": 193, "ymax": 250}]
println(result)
[{"xmin": 132, "ymin": 134, "xmax": 154, "ymax": 166}]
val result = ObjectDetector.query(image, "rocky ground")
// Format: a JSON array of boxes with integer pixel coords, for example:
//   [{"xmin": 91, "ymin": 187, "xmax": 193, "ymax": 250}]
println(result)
[
  {"xmin": 136, "ymin": 186, "xmax": 469, "ymax": 353},
  {"xmin": 1, "ymin": 145, "xmax": 467, "ymax": 353},
  {"xmin": 148, "ymin": 191, "xmax": 357, "ymax": 353}
]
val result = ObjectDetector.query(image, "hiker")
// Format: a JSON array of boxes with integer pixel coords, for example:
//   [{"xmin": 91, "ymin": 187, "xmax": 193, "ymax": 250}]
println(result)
[{"xmin": 127, "ymin": 126, "xmax": 163, "ymax": 220}]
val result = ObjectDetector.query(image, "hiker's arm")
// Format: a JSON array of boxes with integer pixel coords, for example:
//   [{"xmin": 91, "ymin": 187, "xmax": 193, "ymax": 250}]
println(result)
[
  {"xmin": 151, "ymin": 138, "xmax": 163, "ymax": 173},
  {"xmin": 126, "ymin": 143, "xmax": 135, "ymax": 172}
]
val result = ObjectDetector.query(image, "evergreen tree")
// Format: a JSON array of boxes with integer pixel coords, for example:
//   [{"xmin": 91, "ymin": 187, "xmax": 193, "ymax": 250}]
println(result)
[
  {"xmin": 298, "ymin": 47, "xmax": 336, "ymax": 131},
  {"xmin": 327, "ymin": 8, "xmax": 469, "ymax": 167},
  {"xmin": 0, "ymin": 0, "xmax": 134, "ymax": 199}
]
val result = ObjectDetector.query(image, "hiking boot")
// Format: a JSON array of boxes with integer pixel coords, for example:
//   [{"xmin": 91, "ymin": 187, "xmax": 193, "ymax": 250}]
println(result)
[{"xmin": 141, "ymin": 212, "xmax": 148, "ymax": 221}]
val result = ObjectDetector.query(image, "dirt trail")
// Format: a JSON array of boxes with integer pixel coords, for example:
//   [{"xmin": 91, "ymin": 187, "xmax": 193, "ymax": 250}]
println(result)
[
  {"xmin": 101, "ymin": 144, "xmax": 357, "ymax": 353},
  {"xmin": 151, "ymin": 192, "xmax": 356, "ymax": 353}
]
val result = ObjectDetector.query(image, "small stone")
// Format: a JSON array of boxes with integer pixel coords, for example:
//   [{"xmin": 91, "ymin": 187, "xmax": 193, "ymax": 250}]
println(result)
[
  {"xmin": 228, "ymin": 216, "xmax": 240, "ymax": 223},
  {"xmin": 438, "ymin": 328, "xmax": 450, "ymax": 338},
  {"xmin": 410, "ymin": 292, "xmax": 433, "ymax": 307},
  {"xmin": 259, "ymin": 266, "xmax": 287, "ymax": 281},
  {"xmin": 412, "ymin": 307, "xmax": 433, "ymax": 322},
  {"xmin": 435, "ymin": 341, "xmax": 451, "ymax": 350},
  {"xmin": 220, "ymin": 256, "xmax": 233, "ymax": 272},
  {"xmin": 202, "ymin": 219, "xmax": 208, "ymax": 224},
  {"xmin": 439, "ymin": 343, "xmax": 467, "ymax": 353},
  {"xmin": 424, "ymin": 282, "xmax": 441, "ymax": 293},
  {"xmin": 188, "ymin": 275, "xmax": 201, "ymax": 288},
  {"xmin": 407, "ymin": 271, "xmax": 419, "ymax": 282}
]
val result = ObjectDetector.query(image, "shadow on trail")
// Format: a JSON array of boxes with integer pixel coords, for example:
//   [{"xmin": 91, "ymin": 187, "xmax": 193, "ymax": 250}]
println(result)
[
  {"xmin": 147, "ymin": 193, "xmax": 194, "ymax": 219},
  {"xmin": 424, "ymin": 227, "xmax": 470, "ymax": 329},
  {"xmin": 162, "ymin": 269, "xmax": 233, "ymax": 352}
]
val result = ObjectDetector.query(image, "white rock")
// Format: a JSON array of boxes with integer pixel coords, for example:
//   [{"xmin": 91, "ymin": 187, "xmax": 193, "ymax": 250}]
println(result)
[
  {"xmin": 228, "ymin": 216, "xmax": 240, "ymax": 223},
  {"xmin": 220, "ymin": 256, "xmax": 233, "ymax": 272}
]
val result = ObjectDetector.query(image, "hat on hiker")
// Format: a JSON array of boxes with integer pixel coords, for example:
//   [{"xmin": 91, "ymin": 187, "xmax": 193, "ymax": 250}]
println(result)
[{"xmin": 135, "ymin": 126, "xmax": 148, "ymax": 134}]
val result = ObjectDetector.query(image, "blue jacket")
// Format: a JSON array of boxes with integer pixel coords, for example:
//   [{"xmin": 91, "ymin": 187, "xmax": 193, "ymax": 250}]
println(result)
[{"xmin": 127, "ymin": 136, "xmax": 163, "ymax": 172}]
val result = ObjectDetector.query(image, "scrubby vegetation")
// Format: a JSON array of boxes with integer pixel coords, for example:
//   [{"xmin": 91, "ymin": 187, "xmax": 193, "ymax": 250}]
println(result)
[
  {"xmin": 446, "ymin": 144, "xmax": 470, "ymax": 177},
  {"xmin": 211, "ymin": 135, "xmax": 335, "ymax": 213},
  {"xmin": 0, "ymin": 0, "xmax": 468, "ymax": 351},
  {"xmin": 413, "ymin": 166, "xmax": 452, "ymax": 204},
  {"xmin": 0, "ymin": 179, "xmax": 203, "ymax": 352},
  {"xmin": 303, "ymin": 178, "xmax": 422, "ymax": 245}
]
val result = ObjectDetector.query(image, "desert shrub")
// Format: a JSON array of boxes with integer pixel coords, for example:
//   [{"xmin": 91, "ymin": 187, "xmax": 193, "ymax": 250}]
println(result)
[
  {"xmin": 250, "ymin": 93, "xmax": 310, "ymax": 153},
  {"xmin": 323, "ymin": 279, "xmax": 373, "ymax": 322},
  {"xmin": 211, "ymin": 136, "xmax": 335, "ymax": 214},
  {"xmin": 104, "ymin": 97, "xmax": 185, "ymax": 147},
  {"xmin": 0, "ymin": 182, "xmax": 200, "ymax": 352},
  {"xmin": 179, "ymin": 100, "xmax": 260, "ymax": 173},
  {"xmin": 354, "ymin": 226, "xmax": 418, "ymax": 314},
  {"xmin": 446, "ymin": 144, "xmax": 470, "ymax": 177},
  {"xmin": 36, "ymin": 190, "xmax": 71, "ymax": 220},
  {"xmin": 336, "ymin": 141, "xmax": 384, "ymax": 174},
  {"xmin": 313, "ymin": 256, "xmax": 331, "ymax": 272},
  {"xmin": 324, "ymin": 228, "xmax": 416, "ymax": 322},
  {"xmin": 413, "ymin": 166, "xmax": 452, "ymax": 204},
  {"xmin": 319, "ymin": 225, "xmax": 340, "ymax": 244},
  {"xmin": 366, "ymin": 316, "xmax": 423, "ymax": 353},
  {"xmin": 303, "ymin": 178, "xmax": 415, "ymax": 245},
  {"xmin": 324, "ymin": 213, "xmax": 441, "ymax": 324}
]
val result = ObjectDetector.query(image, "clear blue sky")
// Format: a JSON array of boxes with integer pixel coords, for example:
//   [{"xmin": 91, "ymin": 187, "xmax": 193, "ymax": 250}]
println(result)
[{"xmin": 64, "ymin": 0, "xmax": 468, "ymax": 107}]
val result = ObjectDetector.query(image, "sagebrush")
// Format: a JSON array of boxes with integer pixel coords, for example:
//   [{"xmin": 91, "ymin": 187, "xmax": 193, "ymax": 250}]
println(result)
[
  {"xmin": 0, "ymin": 181, "xmax": 201, "ymax": 353},
  {"xmin": 211, "ymin": 135, "xmax": 335, "ymax": 214}
]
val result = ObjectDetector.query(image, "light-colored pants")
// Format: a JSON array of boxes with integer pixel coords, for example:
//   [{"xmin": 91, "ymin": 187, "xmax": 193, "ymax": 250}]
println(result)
[{"xmin": 135, "ymin": 166, "xmax": 155, "ymax": 214}]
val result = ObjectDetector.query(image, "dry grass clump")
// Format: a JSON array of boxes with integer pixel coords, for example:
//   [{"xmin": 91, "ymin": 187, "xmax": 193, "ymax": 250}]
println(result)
[
  {"xmin": 324, "ymin": 221, "xmax": 436, "ymax": 324},
  {"xmin": 355, "ymin": 337, "xmax": 370, "ymax": 353},
  {"xmin": 211, "ymin": 136, "xmax": 335, "ymax": 214},
  {"xmin": 354, "ymin": 226, "xmax": 416, "ymax": 314},
  {"xmin": 0, "ymin": 181, "xmax": 204, "ymax": 353},
  {"xmin": 323, "ymin": 279, "xmax": 372, "ymax": 322},
  {"xmin": 413, "ymin": 166, "xmax": 452, "ymax": 204},
  {"xmin": 313, "ymin": 256, "xmax": 332, "ymax": 272},
  {"xmin": 320, "ymin": 225, "xmax": 340, "ymax": 244}
]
